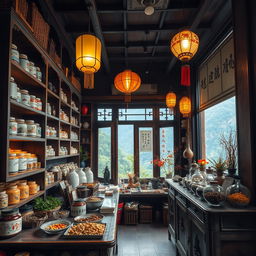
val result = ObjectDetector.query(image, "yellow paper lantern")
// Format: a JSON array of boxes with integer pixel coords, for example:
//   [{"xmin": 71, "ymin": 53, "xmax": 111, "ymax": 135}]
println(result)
[
  {"xmin": 170, "ymin": 30, "xmax": 199, "ymax": 61},
  {"xmin": 114, "ymin": 70, "xmax": 141, "ymax": 102},
  {"xmin": 76, "ymin": 34, "xmax": 102, "ymax": 89},
  {"xmin": 179, "ymin": 96, "xmax": 191, "ymax": 117},
  {"xmin": 166, "ymin": 92, "xmax": 176, "ymax": 114}
]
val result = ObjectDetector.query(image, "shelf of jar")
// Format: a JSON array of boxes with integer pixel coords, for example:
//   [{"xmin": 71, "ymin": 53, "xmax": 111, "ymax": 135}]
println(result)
[
  {"xmin": 45, "ymin": 180, "xmax": 60, "ymax": 190},
  {"xmin": 47, "ymin": 89, "xmax": 59, "ymax": 99},
  {"xmin": 46, "ymin": 154, "xmax": 79, "ymax": 161},
  {"xmin": 61, "ymin": 100, "xmax": 71, "ymax": 109},
  {"xmin": 6, "ymin": 190, "xmax": 45, "ymax": 210},
  {"xmin": 47, "ymin": 115, "xmax": 59, "ymax": 122},
  {"xmin": 10, "ymin": 99, "xmax": 46, "ymax": 116},
  {"xmin": 7, "ymin": 168, "xmax": 45, "ymax": 182},
  {"xmin": 11, "ymin": 60, "xmax": 46, "ymax": 89},
  {"xmin": 9, "ymin": 136, "xmax": 45, "ymax": 142},
  {"xmin": 60, "ymin": 119, "xmax": 71, "ymax": 126},
  {"xmin": 71, "ymin": 140, "xmax": 80, "ymax": 143},
  {"xmin": 46, "ymin": 137, "xmax": 59, "ymax": 140}
]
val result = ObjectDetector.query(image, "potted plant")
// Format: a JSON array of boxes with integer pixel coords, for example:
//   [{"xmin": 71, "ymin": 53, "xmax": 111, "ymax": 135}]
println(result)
[
  {"xmin": 219, "ymin": 129, "xmax": 237, "ymax": 177},
  {"xmin": 80, "ymin": 146, "xmax": 89, "ymax": 168},
  {"xmin": 209, "ymin": 157, "xmax": 227, "ymax": 185},
  {"xmin": 152, "ymin": 151, "xmax": 174, "ymax": 178}
]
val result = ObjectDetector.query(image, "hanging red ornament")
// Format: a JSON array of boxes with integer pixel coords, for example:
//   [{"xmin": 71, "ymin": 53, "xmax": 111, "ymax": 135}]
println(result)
[
  {"xmin": 181, "ymin": 64, "xmax": 191, "ymax": 86},
  {"xmin": 81, "ymin": 105, "xmax": 89, "ymax": 116}
]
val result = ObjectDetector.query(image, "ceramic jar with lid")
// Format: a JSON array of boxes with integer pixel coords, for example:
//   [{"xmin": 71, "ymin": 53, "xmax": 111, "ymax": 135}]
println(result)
[
  {"xmin": 9, "ymin": 154, "xmax": 19, "ymax": 174},
  {"xmin": 9, "ymin": 117, "xmax": 17, "ymax": 135},
  {"xmin": 19, "ymin": 54, "xmax": 30, "ymax": 72},
  {"xmin": 17, "ymin": 119, "xmax": 27, "ymax": 136},
  {"xmin": 47, "ymin": 103, "xmax": 52, "ymax": 115},
  {"xmin": 17, "ymin": 153, "xmax": 27, "ymax": 172},
  {"xmin": 27, "ymin": 181, "xmax": 38, "ymax": 195},
  {"xmin": 35, "ymin": 123, "xmax": 41, "ymax": 137},
  {"xmin": 85, "ymin": 167, "xmax": 94, "ymax": 183},
  {"xmin": 36, "ymin": 67, "xmax": 42, "ymax": 81},
  {"xmin": 16, "ymin": 88, "xmax": 21, "ymax": 103},
  {"xmin": 36, "ymin": 98, "xmax": 42, "ymax": 111},
  {"xmin": 11, "ymin": 44, "xmax": 19, "ymax": 63},
  {"xmin": 10, "ymin": 77, "xmax": 17, "ymax": 100},
  {"xmin": 77, "ymin": 185, "xmax": 89, "ymax": 199},
  {"xmin": 20, "ymin": 90, "xmax": 30, "ymax": 106},
  {"xmin": 67, "ymin": 169, "xmax": 79, "ymax": 188},
  {"xmin": 0, "ymin": 191, "xmax": 8, "ymax": 209},
  {"xmin": 29, "ymin": 62, "xmax": 37, "ymax": 77},
  {"xmin": 6, "ymin": 184, "xmax": 20, "ymax": 205},
  {"xmin": 30, "ymin": 95, "xmax": 37, "ymax": 109},
  {"xmin": 17, "ymin": 182, "xmax": 29, "ymax": 200},
  {"xmin": 26, "ymin": 120, "xmax": 37, "ymax": 137},
  {"xmin": 71, "ymin": 199, "xmax": 86, "ymax": 217},
  {"xmin": 76, "ymin": 168, "xmax": 87, "ymax": 184},
  {"xmin": 0, "ymin": 208, "xmax": 22, "ymax": 238}
]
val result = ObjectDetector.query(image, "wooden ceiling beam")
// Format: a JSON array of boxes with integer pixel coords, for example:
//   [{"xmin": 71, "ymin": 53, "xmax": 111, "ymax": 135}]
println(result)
[
  {"xmin": 106, "ymin": 40, "xmax": 169, "ymax": 48},
  {"xmin": 109, "ymin": 55, "xmax": 172, "ymax": 61}
]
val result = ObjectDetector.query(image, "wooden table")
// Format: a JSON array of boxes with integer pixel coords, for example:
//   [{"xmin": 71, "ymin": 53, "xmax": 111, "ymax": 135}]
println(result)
[{"xmin": 0, "ymin": 192, "xmax": 119, "ymax": 256}]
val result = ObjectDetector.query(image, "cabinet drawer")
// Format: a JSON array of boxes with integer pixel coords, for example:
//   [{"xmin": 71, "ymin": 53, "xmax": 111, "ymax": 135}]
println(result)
[
  {"xmin": 176, "ymin": 193, "xmax": 187, "ymax": 207},
  {"xmin": 188, "ymin": 203, "xmax": 207, "ymax": 226},
  {"xmin": 169, "ymin": 186, "xmax": 175, "ymax": 196}
]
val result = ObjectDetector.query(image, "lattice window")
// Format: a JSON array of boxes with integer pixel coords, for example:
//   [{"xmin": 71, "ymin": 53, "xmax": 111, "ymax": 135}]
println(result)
[
  {"xmin": 118, "ymin": 108, "xmax": 153, "ymax": 121},
  {"xmin": 159, "ymin": 108, "xmax": 174, "ymax": 121},
  {"xmin": 97, "ymin": 108, "xmax": 112, "ymax": 121}
]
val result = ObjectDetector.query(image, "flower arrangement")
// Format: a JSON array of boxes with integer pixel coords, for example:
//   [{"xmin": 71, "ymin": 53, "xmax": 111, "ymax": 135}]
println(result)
[
  {"xmin": 152, "ymin": 151, "xmax": 174, "ymax": 177},
  {"xmin": 197, "ymin": 159, "xmax": 208, "ymax": 170}
]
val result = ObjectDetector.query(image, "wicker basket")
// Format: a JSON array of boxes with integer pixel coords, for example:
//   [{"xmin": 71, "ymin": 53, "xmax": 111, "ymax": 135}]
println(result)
[
  {"xmin": 34, "ymin": 206, "xmax": 61, "ymax": 218},
  {"xmin": 22, "ymin": 213, "xmax": 48, "ymax": 228},
  {"xmin": 124, "ymin": 203, "xmax": 138, "ymax": 225},
  {"xmin": 139, "ymin": 204, "xmax": 153, "ymax": 224}
]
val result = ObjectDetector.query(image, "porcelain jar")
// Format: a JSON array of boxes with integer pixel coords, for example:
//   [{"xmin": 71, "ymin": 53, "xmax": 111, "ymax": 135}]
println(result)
[
  {"xmin": 6, "ymin": 185, "xmax": 20, "ymax": 205},
  {"xmin": 85, "ymin": 167, "xmax": 94, "ymax": 183},
  {"xmin": 0, "ymin": 191, "xmax": 8, "ymax": 209},
  {"xmin": 0, "ymin": 208, "xmax": 22, "ymax": 238},
  {"xmin": 67, "ymin": 169, "xmax": 79, "ymax": 188},
  {"xmin": 17, "ymin": 182, "xmax": 29, "ymax": 199},
  {"xmin": 76, "ymin": 168, "xmax": 87, "ymax": 184},
  {"xmin": 71, "ymin": 199, "xmax": 86, "ymax": 217}
]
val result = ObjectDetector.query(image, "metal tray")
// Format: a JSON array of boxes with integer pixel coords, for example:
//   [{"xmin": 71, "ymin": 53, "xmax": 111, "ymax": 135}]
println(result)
[{"xmin": 61, "ymin": 223, "xmax": 106, "ymax": 240}]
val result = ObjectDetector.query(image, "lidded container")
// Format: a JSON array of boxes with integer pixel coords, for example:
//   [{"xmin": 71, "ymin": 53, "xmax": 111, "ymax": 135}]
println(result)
[
  {"xmin": 17, "ymin": 152, "xmax": 27, "ymax": 172},
  {"xmin": 9, "ymin": 153, "xmax": 19, "ymax": 174},
  {"xmin": 6, "ymin": 184, "xmax": 20, "ymax": 205},
  {"xmin": 0, "ymin": 191, "xmax": 8, "ymax": 209},
  {"xmin": 203, "ymin": 182, "xmax": 225, "ymax": 207},
  {"xmin": 205, "ymin": 167, "xmax": 215, "ymax": 183},
  {"xmin": 29, "ymin": 61, "xmax": 37, "ymax": 77},
  {"xmin": 27, "ymin": 181, "xmax": 38, "ymax": 195},
  {"xmin": 36, "ymin": 67, "xmax": 42, "ymax": 81},
  {"xmin": 35, "ymin": 123, "xmax": 41, "ymax": 137},
  {"xmin": 16, "ymin": 119, "xmax": 27, "ymax": 136},
  {"xmin": 9, "ymin": 117, "xmax": 17, "ymax": 135},
  {"xmin": 17, "ymin": 181, "xmax": 29, "ymax": 199},
  {"xmin": 16, "ymin": 87, "xmax": 21, "ymax": 103},
  {"xmin": 189, "ymin": 162, "xmax": 198, "ymax": 178},
  {"xmin": 11, "ymin": 43, "xmax": 19, "ymax": 63},
  {"xmin": 0, "ymin": 208, "xmax": 22, "ymax": 238},
  {"xmin": 20, "ymin": 89, "xmax": 30, "ymax": 106},
  {"xmin": 36, "ymin": 98, "xmax": 42, "ymax": 111},
  {"xmin": 30, "ymin": 95, "xmax": 37, "ymax": 109},
  {"xmin": 226, "ymin": 180, "xmax": 251, "ymax": 207},
  {"xmin": 19, "ymin": 54, "xmax": 30, "ymax": 72},
  {"xmin": 71, "ymin": 199, "xmax": 86, "ymax": 217},
  {"xmin": 10, "ymin": 76, "xmax": 17, "ymax": 100},
  {"xmin": 26, "ymin": 120, "xmax": 37, "ymax": 137}
]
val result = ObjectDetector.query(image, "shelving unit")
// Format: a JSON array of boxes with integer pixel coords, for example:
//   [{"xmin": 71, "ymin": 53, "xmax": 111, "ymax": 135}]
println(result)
[{"xmin": 0, "ymin": 9, "xmax": 81, "ymax": 210}]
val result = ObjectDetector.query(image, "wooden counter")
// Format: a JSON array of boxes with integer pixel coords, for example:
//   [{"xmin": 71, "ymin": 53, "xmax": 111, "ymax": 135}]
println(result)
[{"xmin": 0, "ymin": 192, "xmax": 119, "ymax": 256}]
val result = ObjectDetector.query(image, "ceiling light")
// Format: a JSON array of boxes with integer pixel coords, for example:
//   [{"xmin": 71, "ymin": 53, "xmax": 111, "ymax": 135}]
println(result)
[{"xmin": 144, "ymin": 5, "xmax": 154, "ymax": 15}]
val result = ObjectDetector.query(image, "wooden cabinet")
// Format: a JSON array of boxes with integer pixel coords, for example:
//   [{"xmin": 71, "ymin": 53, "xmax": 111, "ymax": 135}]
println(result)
[{"xmin": 167, "ymin": 180, "xmax": 256, "ymax": 256}]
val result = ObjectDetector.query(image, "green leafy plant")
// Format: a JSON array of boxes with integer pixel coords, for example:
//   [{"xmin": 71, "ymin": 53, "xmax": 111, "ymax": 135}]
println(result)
[
  {"xmin": 80, "ymin": 146, "xmax": 89, "ymax": 162},
  {"xmin": 209, "ymin": 157, "xmax": 227, "ymax": 171},
  {"xmin": 34, "ymin": 196, "xmax": 62, "ymax": 211}
]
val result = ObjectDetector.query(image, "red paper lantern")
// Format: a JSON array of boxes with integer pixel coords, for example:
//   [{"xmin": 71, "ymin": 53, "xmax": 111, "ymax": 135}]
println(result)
[{"xmin": 81, "ymin": 105, "xmax": 89, "ymax": 116}]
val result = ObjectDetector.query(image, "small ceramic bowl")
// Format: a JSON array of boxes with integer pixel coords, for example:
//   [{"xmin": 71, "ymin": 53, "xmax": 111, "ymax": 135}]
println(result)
[
  {"xmin": 40, "ymin": 219, "xmax": 71, "ymax": 235},
  {"xmin": 86, "ymin": 197, "xmax": 104, "ymax": 211},
  {"xmin": 74, "ymin": 213, "xmax": 104, "ymax": 223}
]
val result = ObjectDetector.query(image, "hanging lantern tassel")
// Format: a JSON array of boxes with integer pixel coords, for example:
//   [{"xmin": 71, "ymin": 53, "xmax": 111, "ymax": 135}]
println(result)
[
  {"xmin": 124, "ymin": 94, "xmax": 132, "ymax": 103},
  {"xmin": 181, "ymin": 64, "xmax": 191, "ymax": 86},
  {"xmin": 84, "ymin": 73, "xmax": 94, "ymax": 89}
]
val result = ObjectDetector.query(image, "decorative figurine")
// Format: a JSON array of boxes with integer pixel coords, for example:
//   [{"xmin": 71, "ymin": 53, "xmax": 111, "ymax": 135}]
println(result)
[{"xmin": 103, "ymin": 166, "xmax": 110, "ymax": 185}]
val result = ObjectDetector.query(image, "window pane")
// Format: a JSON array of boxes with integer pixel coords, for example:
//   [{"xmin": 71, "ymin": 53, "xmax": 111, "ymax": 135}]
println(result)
[
  {"xmin": 139, "ymin": 127, "xmax": 153, "ymax": 178},
  {"xmin": 98, "ymin": 127, "xmax": 111, "ymax": 177},
  {"xmin": 202, "ymin": 97, "xmax": 237, "ymax": 161},
  {"xmin": 97, "ymin": 108, "xmax": 112, "ymax": 121},
  {"xmin": 118, "ymin": 125, "xmax": 134, "ymax": 179},
  {"xmin": 119, "ymin": 108, "xmax": 153, "ymax": 121},
  {"xmin": 159, "ymin": 108, "xmax": 174, "ymax": 121},
  {"xmin": 160, "ymin": 127, "xmax": 174, "ymax": 176}
]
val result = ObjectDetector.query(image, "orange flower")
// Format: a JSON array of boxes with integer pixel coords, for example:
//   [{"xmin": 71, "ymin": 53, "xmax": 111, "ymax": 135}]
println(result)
[{"xmin": 198, "ymin": 159, "xmax": 208, "ymax": 165}]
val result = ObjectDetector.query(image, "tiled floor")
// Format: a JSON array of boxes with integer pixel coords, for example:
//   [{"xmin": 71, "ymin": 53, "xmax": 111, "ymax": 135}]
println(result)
[{"xmin": 117, "ymin": 224, "xmax": 176, "ymax": 256}]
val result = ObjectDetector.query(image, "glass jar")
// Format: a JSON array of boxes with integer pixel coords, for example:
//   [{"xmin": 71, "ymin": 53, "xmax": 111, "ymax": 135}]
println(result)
[
  {"xmin": 26, "ymin": 120, "xmax": 37, "ymax": 137},
  {"xmin": 26, "ymin": 156, "xmax": 34, "ymax": 170},
  {"xmin": 9, "ymin": 154, "xmax": 19, "ymax": 174},
  {"xmin": 35, "ymin": 123, "xmax": 41, "ymax": 137},
  {"xmin": 189, "ymin": 162, "xmax": 198, "ymax": 178},
  {"xmin": 0, "ymin": 191, "xmax": 8, "ymax": 209},
  {"xmin": 226, "ymin": 180, "xmax": 251, "ymax": 207},
  {"xmin": 203, "ymin": 182, "xmax": 225, "ymax": 207},
  {"xmin": 17, "ymin": 153, "xmax": 27, "ymax": 172},
  {"xmin": 71, "ymin": 199, "xmax": 86, "ymax": 217},
  {"xmin": 47, "ymin": 103, "xmax": 52, "ymax": 115},
  {"xmin": 0, "ymin": 208, "xmax": 22, "ymax": 238},
  {"xmin": 16, "ymin": 88, "xmax": 21, "ymax": 103},
  {"xmin": 10, "ymin": 77, "xmax": 17, "ymax": 100},
  {"xmin": 11, "ymin": 44, "xmax": 19, "ymax": 63},
  {"xmin": 19, "ymin": 54, "xmax": 30, "ymax": 72},
  {"xmin": 191, "ymin": 166, "xmax": 205, "ymax": 184},
  {"xmin": 20, "ymin": 90, "xmax": 30, "ymax": 106},
  {"xmin": 36, "ymin": 98, "xmax": 42, "ymax": 111},
  {"xmin": 196, "ymin": 183, "xmax": 206, "ymax": 200},
  {"xmin": 205, "ymin": 167, "xmax": 215, "ymax": 183},
  {"xmin": 17, "ymin": 182, "xmax": 29, "ymax": 200},
  {"xmin": 27, "ymin": 181, "xmax": 38, "ymax": 195},
  {"xmin": 36, "ymin": 67, "xmax": 42, "ymax": 81},
  {"xmin": 29, "ymin": 61, "xmax": 37, "ymax": 77},
  {"xmin": 9, "ymin": 117, "xmax": 17, "ymax": 135},
  {"xmin": 17, "ymin": 119, "xmax": 27, "ymax": 136},
  {"xmin": 30, "ymin": 95, "xmax": 37, "ymax": 109},
  {"xmin": 6, "ymin": 185, "xmax": 20, "ymax": 205}
]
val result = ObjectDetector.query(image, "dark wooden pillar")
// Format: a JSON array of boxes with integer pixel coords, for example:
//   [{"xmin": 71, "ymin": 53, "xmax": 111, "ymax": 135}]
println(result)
[{"xmin": 232, "ymin": 0, "xmax": 256, "ymax": 201}]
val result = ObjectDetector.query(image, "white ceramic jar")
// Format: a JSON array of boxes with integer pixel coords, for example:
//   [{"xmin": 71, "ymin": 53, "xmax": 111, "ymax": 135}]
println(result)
[
  {"xmin": 20, "ymin": 90, "xmax": 30, "ymax": 106},
  {"xmin": 10, "ymin": 77, "xmax": 17, "ymax": 100},
  {"xmin": 85, "ymin": 167, "xmax": 94, "ymax": 183},
  {"xmin": 66, "ymin": 169, "xmax": 79, "ymax": 188},
  {"xmin": 76, "ymin": 168, "xmax": 87, "ymax": 184},
  {"xmin": 71, "ymin": 199, "xmax": 86, "ymax": 217},
  {"xmin": 19, "ymin": 54, "xmax": 30, "ymax": 72},
  {"xmin": 36, "ymin": 67, "xmax": 42, "ymax": 81},
  {"xmin": 26, "ymin": 120, "xmax": 37, "ymax": 137},
  {"xmin": 16, "ymin": 119, "xmax": 27, "ymax": 136},
  {"xmin": 9, "ymin": 154, "xmax": 19, "ymax": 174},
  {"xmin": 9, "ymin": 117, "xmax": 17, "ymax": 135},
  {"xmin": 11, "ymin": 44, "xmax": 19, "ymax": 63},
  {"xmin": 29, "ymin": 61, "xmax": 37, "ymax": 77},
  {"xmin": 16, "ymin": 88, "xmax": 21, "ymax": 103}
]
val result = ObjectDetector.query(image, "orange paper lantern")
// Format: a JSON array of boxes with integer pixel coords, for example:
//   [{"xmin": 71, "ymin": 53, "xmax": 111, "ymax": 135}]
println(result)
[
  {"xmin": 179, "ymin": 96, "xmax": 191, "ymax": 117},
  {"xmin": 114, "ymin": 70, "xmax": 141, "ymax": 102},
  {"xmin": 166, "ymin": 92, "xmax": 176, "ymax": 114}
]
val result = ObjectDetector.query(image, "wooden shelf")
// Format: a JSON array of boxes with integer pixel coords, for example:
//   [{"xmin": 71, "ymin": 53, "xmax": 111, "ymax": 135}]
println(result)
[
  {"xmin": 46, "ymin": 137, "xmax": 59, "ymax": 140},
  {"xmin": 72, "ymin": 108, "xmax": 80, "ymax": 114},
  {"xmin": 47, "ymin": 89, "xmax": 60, "ymax": 99},
  {"xmin": 11, "ymin": 60, "xmax": 46, "ymax": 89},
  {"xmin": 47, "ymin": 115, "xmax": 59, "ymax": 121},
  {"xmin": 46, "ymin": 180, "xmax": 60, "ymax": 190},
  {"xmin": 60, "ymin": 138, "xmax": 70, "ymax": 141},
  {"xmin": 71, "ymin": 140, "xmax": 80, "ymax": 143},
  {"xmin": 7, "ymin": 168, "xmax": 45, "ymax": 182},
  {"xmin": 7, "ymin": 190, "xmax": 45, "ymax": 210},
  {"xmin": 9, "ymin": 136, "xmax": 45, "ymax": 142},
  {"xmin": 72, "ymin": 124, "xmax": 80, "ymax": 129},
  {"xmin": 60, "ymin": 119, "xmax": 71, "ymax": 126},
  {"xmin": 61, "ymin": 100, "xmax": 71, "ymax": 108},
  {"xmin": 10, "ymin": 99, "xmax": 45, "ymax": 116},
  {"xmin": 46, "ymin": 154, "xmax": 79, "ymax": 161}
]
